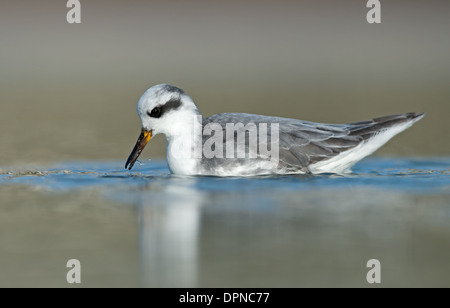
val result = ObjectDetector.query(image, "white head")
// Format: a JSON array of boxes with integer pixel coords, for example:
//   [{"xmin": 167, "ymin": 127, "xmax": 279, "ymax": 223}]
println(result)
[
  {"xmin": 138, "ymin": 84, "xmax": 200, "ymax": 136},
  {"xmin": 125, "ymin": 84, "xmax": 201, "ymax": 170}
]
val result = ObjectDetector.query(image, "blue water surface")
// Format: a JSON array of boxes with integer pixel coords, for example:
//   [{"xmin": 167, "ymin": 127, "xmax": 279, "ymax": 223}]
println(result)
[{"xmin": 1, "ymin": 157, "xmax": 448, "ymax": 194}]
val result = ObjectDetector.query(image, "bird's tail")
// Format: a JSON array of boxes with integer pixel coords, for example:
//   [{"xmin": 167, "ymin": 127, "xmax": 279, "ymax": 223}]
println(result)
[
  {"xmin": 348, "ymin": 112, "xmax": 425, "ymax": 140},
  {"xmin": 309, "ymin": 112, "xmax": 425, "ymax": 173}
]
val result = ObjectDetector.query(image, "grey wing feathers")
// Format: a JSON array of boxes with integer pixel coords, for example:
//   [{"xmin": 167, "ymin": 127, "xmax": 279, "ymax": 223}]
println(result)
[
  {"xmin": 278, "ymin": 122, "xmax": 362, "ymax": 171},
  {"xmin": 347, "ymin": 112, "xmax": 424, "ymax": 140},
  {"xmin": 279, "ymin": 112, "xmax": 424, "ymax": 171},
  {"xmin": 203, "ymin": 112, "xmax": 424, "ymax": 172}
]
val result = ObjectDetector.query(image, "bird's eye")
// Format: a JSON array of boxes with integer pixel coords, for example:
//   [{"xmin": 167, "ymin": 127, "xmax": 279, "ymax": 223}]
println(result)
[{"xmin": 148, "ymin": 107, "xmax": 161, "ymax": 118}]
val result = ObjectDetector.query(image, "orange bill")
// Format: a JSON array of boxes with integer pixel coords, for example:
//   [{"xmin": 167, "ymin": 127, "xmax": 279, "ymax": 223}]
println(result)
[{"xmin": 125, "ymin": 129, "xmax": 152, "ymax": 170}]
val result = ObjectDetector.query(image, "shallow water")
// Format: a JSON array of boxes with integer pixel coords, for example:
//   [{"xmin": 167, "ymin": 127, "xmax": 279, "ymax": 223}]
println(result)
[{"xmin": 0, "ymin": 157, "xmax": 449, "ymax": 287}]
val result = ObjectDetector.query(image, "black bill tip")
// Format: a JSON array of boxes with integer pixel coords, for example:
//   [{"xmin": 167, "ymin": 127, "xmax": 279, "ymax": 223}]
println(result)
[{"xmin": 125, "ymin": 130, "xmax": 152, "ymax": 170}]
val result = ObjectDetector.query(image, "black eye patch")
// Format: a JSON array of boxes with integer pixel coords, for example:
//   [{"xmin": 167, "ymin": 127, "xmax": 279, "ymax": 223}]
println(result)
[{"xmin": 147, "ymin": 98, "xmax": 182, "ymax": 118}]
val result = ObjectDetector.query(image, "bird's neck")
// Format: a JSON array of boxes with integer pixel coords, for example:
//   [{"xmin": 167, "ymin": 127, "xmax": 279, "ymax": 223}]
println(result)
[{"xmin": 165, "ymin": 114, "xmax": 203, "ymax": 175}]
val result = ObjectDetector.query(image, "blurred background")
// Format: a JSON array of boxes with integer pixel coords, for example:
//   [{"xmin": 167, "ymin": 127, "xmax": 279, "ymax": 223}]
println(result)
[
  {"xmin": 0, "ymin": 0, "xmax": 449, "ymax": 167},
  {"xmin": 0, "ymin": 0, "xmax": 449, "ymax": 288}
]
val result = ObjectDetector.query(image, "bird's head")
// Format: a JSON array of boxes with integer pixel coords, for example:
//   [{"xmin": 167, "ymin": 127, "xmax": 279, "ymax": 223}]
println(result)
[{"xmin": 125, "ymin": 84, "xmax": 200, "ymax": 170}]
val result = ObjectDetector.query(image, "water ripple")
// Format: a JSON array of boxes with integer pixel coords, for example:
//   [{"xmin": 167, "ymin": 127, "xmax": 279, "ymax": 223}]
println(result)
[{"xmin": 0, "ymin": 158, "xmax": 449, "ymax": 194}]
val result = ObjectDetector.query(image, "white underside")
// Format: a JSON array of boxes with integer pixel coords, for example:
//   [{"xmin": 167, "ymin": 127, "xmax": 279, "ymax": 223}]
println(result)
[{"xmin": 203, "ymin": 161, "xmax": 279, "ymax": 177}]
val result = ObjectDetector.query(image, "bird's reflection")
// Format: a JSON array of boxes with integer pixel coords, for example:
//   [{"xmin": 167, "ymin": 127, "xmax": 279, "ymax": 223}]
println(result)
[{"xmin": 137, "ymin": 177, "xmax": 204, "ymax": 287}]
